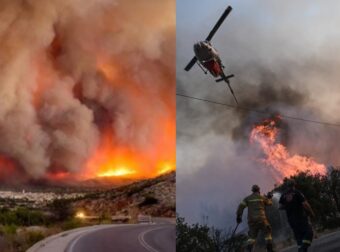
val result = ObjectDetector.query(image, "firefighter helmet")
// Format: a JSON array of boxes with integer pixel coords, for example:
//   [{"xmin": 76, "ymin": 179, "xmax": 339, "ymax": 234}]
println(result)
[{"xmin": 252, "ymin": 184, "xmax": 260, "ymax": 192}]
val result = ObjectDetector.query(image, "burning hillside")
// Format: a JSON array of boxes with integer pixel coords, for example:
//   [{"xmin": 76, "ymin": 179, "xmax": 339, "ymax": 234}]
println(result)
[
  {"xmin": 250, "ymin": 116, "xmax": 327, "ymax": 182},
  {"xmin": 0, "ymin": 0, "xmax": 175, "ymax": 185},
  {"xmin": 73, "ymin": 171, "xmax": 176, "ymax": 218}
]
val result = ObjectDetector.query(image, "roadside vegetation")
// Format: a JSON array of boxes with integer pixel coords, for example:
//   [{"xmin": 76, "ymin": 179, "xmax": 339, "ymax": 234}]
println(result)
[
  {"xmin": 176, "ymin": 215, "xmax": 247, "ymax": 252},
  {"xmin": 0, "ymin": 199, "xmax": 82, "ymax": 252},
  {"xmin": 0, "ymin": 172, "xmax": 175, "ymax": 251}
]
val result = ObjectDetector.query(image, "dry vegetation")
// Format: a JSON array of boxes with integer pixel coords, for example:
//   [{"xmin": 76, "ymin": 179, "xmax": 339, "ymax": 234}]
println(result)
[{"xmin": 73, "ymin": 171, "xmax": 176, "ymax": 220}]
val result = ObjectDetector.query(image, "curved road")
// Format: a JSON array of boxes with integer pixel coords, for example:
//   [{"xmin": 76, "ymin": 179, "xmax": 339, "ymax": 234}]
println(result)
[
  {"xmin": 28, "ymin": 221, "xmax": 175, "ymax": 252},
  {"xmin": 281, "ymin": 231, "xmax": 340, "ymax": 252},
  {"xmin": 67, "ymin": 224, "xmax": 175, "ymax": 252}
]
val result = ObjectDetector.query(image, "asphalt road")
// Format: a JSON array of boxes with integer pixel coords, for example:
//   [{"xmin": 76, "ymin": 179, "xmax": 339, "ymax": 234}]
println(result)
[
  {"xmin": 281, "ymin": 231, "xmax": 340, "ymax": 252},
  {"xmin": 66, "ymin": 224, "xmax": 175, "ymax": 252}
]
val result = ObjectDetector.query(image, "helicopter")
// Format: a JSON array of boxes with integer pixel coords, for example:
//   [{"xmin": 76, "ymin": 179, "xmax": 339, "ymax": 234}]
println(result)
[{"xmin": 184, "ymin": 6, "xmax": 238, "ymax": 104}]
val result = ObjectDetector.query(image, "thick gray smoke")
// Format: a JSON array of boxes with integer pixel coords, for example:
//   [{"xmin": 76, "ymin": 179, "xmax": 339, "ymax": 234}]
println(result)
[
  {"xmin": 0, "ymin": 0, "xmax": 175, "ymax": 183},
  {"xmin": 177, "ymin": 0, "xmax": 340, "ymax": 228}
]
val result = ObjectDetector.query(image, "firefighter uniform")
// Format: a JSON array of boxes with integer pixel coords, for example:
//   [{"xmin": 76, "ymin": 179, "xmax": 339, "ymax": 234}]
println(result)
[
  {"xmin": 279, "ymin": 189, "xmax": 313, "ymax": 251},
  {"xmin": 237, "ymin": 190, "xmax": 274, "ymax": 252}
]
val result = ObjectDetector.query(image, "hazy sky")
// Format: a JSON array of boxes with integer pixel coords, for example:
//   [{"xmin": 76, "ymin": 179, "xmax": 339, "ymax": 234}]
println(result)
[{"xmin": 177, "ymin": 0, "xmax": 340, "ymax": 228}]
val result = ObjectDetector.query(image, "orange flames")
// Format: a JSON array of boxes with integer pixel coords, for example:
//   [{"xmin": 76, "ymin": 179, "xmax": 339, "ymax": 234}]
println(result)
[
  {"xmin": 98, "ymin": 167, "xmax": 136, "ymax": 178},
  {"xmin": 250, "ymin": 117, "xmax": 326, "ymax": 181},
  {"xmin": 45, "ymin": 171, "xmax": 70, "ymax": 181},
  {"xmin": 80, "ymin": 56, "xmax": 176, "ymax": 180},
  {"xmin": 83, "ymin": 126, "xmax": 175, "ymax": 180}
]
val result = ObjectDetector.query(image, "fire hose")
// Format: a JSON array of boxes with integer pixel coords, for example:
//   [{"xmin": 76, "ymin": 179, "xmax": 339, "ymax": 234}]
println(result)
[{"xmin": 227, "ymin": 223, "xmax": 239, "ymax": 252}]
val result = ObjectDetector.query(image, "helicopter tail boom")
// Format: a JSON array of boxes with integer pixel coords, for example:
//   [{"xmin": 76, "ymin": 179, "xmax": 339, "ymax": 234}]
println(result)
[{"xmin": 215, "ymin": 74, "xmax": 234, "ymax": 83}]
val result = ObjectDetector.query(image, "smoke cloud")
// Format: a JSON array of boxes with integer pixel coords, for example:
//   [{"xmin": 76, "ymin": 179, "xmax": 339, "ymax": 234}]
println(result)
[
  {"xmin": 177, "ymin": 0, "xmax": 340, "ymax": 228},
  {"xmin": 0, "ymin": 0, "xmax": 175, "ymax": 183}
]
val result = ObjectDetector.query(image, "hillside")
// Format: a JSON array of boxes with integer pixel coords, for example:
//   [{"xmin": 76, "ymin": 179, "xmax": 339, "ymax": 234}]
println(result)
[{"xmin": 72, "ymin": 171, "xmax": 176, "ymax": 218}]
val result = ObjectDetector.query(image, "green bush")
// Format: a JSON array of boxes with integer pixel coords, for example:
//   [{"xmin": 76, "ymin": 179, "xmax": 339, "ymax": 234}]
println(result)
[
  {"xmin": 1, "ymin": 224, "xmax": 17, "ymax": 235},
  {"xmin": 62, "ymin": 218, "xmax": 83, "ymax": 231},
  {"xmin": 176, "ymin": 216, "xmax": 246, "ymax": 252},
  {"xmin": 0, "ymin": 208, "xmax": 46, "ymax": 226},
  {"xmin": 48, "ymin": 199, "xmax": 74, "ymax": 222},
  {"xmin": 26, "ymin": 231, "xmax": 45, "ymax": 245}
]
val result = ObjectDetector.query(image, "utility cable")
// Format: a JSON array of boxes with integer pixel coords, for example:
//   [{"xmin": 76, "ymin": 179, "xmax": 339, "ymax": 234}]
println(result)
[{"xmin": 176, "ymin": 93, "xmax": 340, "ymax": 128}]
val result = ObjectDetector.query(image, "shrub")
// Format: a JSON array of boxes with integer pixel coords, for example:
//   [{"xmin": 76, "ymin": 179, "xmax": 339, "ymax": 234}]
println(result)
[
  {"xmin": 26, "ymin": 231, "xmax": 45, "ymax": 246},
  {"xmin": 0, "ymin": 208, "xmax": 46, "ymax": 226},
  {"xmin": 1, "ymin": 224, "xmax": 17, "ymax": 235},
  {"xmin": 61, "ymin": 218, "xmax": 83, "ymax": 231},
  {"xmin": 49, "ymin": 199, "xmax": 74, "ymax": 222},
  {"xmin": 176, "ymin": 215, "xmax": 246, "ymax": 252}
]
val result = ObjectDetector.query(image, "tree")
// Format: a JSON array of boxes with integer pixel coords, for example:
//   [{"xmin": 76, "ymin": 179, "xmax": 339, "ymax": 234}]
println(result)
[
  {"xmin": 49, "ymin": 199, "xmax": 74, "ymax": 222},
  {"xmin": 328, "ymin": 168, "xmax": 340, "ymax": 212}
]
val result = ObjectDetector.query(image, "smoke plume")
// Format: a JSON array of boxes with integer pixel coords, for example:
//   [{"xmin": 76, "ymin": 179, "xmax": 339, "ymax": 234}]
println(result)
[{"xmin": 0, "ymin": 0, "xmax": 175, "ymax": 184}]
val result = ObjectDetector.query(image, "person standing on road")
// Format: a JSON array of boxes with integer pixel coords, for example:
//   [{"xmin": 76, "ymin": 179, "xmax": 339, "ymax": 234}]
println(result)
[
  {"xmin": 236, "ymin": 184, "xmax": 275, "ymax": 252},
  {"xmin": 279, "ymin": 180, "xmax": 315, "ymax": 252}
]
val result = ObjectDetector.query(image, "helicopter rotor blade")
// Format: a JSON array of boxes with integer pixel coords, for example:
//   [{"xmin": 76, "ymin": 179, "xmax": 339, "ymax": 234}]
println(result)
[
  {"xmin": 205, "ymin": 6, "xmax": 232, "ymax": 41},
  {"xmin": 184, "ymin": 56, "xmax": 197, "ymax": 71}
]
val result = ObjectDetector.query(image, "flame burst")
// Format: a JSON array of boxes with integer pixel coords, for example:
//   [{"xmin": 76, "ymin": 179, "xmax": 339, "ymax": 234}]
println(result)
[
  {"xmin": 250, "ymin": 117, "xmax": 326, "ymax": 181},
  {"xmin": 98, "ymin": 168, "xmax": 136, "ymax": 178},
  {"xmin": 83, "ymin": 125, "xmax": 175, "ymax": 180}
]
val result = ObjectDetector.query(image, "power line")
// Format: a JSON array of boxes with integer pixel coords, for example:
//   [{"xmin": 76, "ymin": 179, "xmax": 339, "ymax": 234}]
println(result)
[{"xmin": 176, "ymin": 93, "xmax": 340, "ymax": 128}]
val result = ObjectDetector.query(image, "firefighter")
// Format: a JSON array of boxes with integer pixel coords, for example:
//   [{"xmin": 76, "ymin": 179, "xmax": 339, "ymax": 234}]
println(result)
[
  {"xmin": 279, "ymin": 180, "xmax": 315, "ymax": 252},
  {"xmin": 236, "ymin": 184, "xmax": 274, "ymax": 252}
]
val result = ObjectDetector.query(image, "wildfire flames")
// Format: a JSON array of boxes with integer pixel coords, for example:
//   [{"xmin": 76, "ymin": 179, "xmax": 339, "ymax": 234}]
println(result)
[
  {"xmin": 83, "ymin": 124, "xmax": 176, "ymax": 180},
  {"xmin": 250, "ymin": 116, "xmax": 326, "ymax": 181},
  {"xmin": 0, "ymin": 0, "xmax": 175, "ymax": 184}
]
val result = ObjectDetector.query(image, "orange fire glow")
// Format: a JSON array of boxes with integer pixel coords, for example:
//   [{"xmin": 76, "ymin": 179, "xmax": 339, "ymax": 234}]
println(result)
[
  {"xmin": 157, "ymin": 161, "xmax": 175, "ymax": 175},
  {"xmin": 97, "ymin": 60, "xmax": 119, "ymax": 83},
  {"xmin": 250, "ymin": 117, "xmax": 326, "ymax": 181},
  {"xmin": 45, "ymin": 171, "xmax": 70, "ymax": 181},
  {"xmin": 83, "ymin": 126, "xmax": 175, "ymax": 180},
  {"xmin": 97, "ymin": 167, "xmax": 136, "ymax": 177},
  {"xmin": 0, "ymin": 155, "xmax": 17, "ymax": 180}
]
